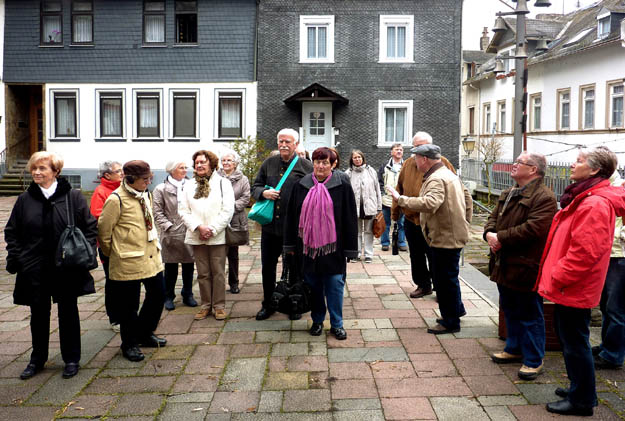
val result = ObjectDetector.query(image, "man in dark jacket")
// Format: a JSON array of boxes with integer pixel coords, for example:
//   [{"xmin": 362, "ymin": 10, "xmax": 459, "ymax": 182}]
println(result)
[
  {"xmin": 484, "ymin": 151, "xmax": 557, "ymax": 381},
  {"xmin": 252, "ymin": 128, "xmax": 313, "ymax": 320}
]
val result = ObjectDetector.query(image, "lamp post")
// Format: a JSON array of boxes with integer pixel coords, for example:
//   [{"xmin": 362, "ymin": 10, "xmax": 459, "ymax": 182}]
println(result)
[
  {"xmin": 462, "ymin": 136, "xmax": 476, "ymax": 158},
  {"xmin": 494, "ymin": 0, "xmax": 550, "ymax": 158}
]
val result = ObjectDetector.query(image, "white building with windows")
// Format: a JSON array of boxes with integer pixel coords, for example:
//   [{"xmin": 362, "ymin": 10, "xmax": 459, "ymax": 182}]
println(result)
[{"xmin": 462, "ymin": 0, "xmax": 625, "ymax": 165}]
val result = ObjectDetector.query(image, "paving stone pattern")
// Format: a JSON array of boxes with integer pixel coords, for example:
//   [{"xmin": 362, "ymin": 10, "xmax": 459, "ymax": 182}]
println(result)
[{"xmin": 0, "ymin": 196, "xmax": 622, "ymax": 420}]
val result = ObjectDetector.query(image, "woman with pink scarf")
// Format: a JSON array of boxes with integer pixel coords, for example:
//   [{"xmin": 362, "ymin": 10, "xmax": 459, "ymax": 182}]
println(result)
[{"xmin": 284, "ymin": 147, "xmax": 358, "ymax": 340}]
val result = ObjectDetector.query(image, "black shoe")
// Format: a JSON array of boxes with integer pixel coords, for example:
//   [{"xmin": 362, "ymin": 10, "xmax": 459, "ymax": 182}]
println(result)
[
  {"xmin": 122, "ymin": 346, "xmax": 145, "ymax": 362},
  {"xmin": 381, "ymin": 245, "xmax": 389, "ymax": 251},
  {"xmin": 427, "ymin": 324, "xmax": 460, "ymax": 335},
  {"xmin": 138, "ymin": 334, "xmax": 167, "ymax": 348},
  {"xmin": 230, "ymin": 285, "xmax": 240, "ymax": 294},
  {"xmin": 182, "ymin": 295, "xmax": 198, "ymax": 307},
  {"xmin": 546, "ymin": 399, "xmax": 593, "ymax": 416},
  {"xmin": 164, "ymin": 299, "xmax": 175, "ymax": 311},
  {"xmin": 20, "ymin": 363, "xmax": 43, "ymax": 380},
  {"xmin": 310, "ymin": 322, "xmax": 323, "ymax": 336},
  {"xmin": 555, "ymin": 387, "xmax": 569, "ymax": 398},
  {"xmin": 436, "ymin": 310, "xmax": 467, "ymax": 325},
  {"xmin": 62, "ymin": 362, "xmax": 80, "ymax": 379},
  {"xmin": 289, "ymin": 313, "xmax": 302, "ymax": 320},
  {"xmin": 330, "ymin": 327, "xmax": 347, "ymax": 340},
  {"xmin": 591, "ymin": 345, "xmax": 601, "ymax": 356},
  {"xmin": 410, "ymin": 288, "xmax": 433, "ymax": 298},
  {"xmin": 256, "ymin": 307, "xmax": 274, "ymax": 320},
  {"xmin": 594, "ymin": 354, "xmax": 623, "ymax": 370}
]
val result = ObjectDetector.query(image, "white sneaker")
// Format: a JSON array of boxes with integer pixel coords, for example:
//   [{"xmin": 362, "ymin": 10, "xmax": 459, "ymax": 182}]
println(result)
[{"xmin": 110, "ymin": 323, "xmax": 120, "ymax": 333}]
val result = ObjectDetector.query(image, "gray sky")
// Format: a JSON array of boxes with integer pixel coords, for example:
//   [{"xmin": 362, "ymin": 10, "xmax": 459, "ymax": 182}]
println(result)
[{"xmin": 463, "ymin": 0, "xmax": 599, "ymax": 50}]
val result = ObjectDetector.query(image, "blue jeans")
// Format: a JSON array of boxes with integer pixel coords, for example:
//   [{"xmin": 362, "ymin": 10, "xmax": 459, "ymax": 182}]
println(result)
[
  {"xmin": 498, "ymin": 284, "xmax": 545, "ymax": 368},
  {"xmin": 554, "ymin": 304, "xmax": 597, "ymax": 409},
  {"xmin": 598, "ymin": 257, "xmax": 625, "ymax": 366},
  {"xmin": 304, "ymin": 273, "xmax": 345, "ymax": 329},
  {"xmin": 430, "ymin": 247, "xmax": 464, "ymax": 330},
  {"xmin": 404, "ymin": 219, "xmax": 432, "ymax": 290},
  {"xmin": 381, "ymin": 206, "xmax": 406, "ymax": 247}
]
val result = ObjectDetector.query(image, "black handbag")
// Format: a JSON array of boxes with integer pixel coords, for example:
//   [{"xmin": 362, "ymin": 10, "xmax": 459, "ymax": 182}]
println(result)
[
  {"xmin": 226, "ymin": 225, "xmax": 249, "ymax": 246},
  {"xmin": 269, "ymin": 253, "xmax": 311, "ymax": 315},
  {"xmin": 55, "ymin": 193, "xmax": 97, "ymax": 270}
]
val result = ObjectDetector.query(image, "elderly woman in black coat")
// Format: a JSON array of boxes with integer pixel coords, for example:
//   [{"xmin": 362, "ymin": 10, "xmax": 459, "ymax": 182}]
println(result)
[{"xmin": 5, "ymin": 151, "xmax": 97, "ymax": 380}]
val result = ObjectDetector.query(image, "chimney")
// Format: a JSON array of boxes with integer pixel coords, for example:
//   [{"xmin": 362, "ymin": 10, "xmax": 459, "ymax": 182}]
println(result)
[{"xmin": 480, "ymin": 27, "xmax": 490, "ymax": 51}]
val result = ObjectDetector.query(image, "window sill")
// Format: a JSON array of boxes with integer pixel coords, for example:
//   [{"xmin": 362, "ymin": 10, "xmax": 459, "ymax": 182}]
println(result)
[
  {"xmin": 213, "ymin": 137, "xmax": 242, "ymax": 142},
  {"xmin": 173, "ymin": 43, "xmax": 199, "ymax": 47},
  {"xmin": 142, "ymin": 43, "xmax": 167, "ymax": 48},
  {"xmin": 39, "ymin": 44, "xmax": 64, "ymax": 48},
  {"xmin": 70, "ymin": 43, "xmax": 95, "ymax": 47},
  {"xmin": 49, "ymin": 137, "xmax": 80, "ymax": 142},
  {"xmin": 132, "ymin": 138, "xmax": 164, "ymax": 142},
  {"xmin": 376, "ymin": 142, "xmax": 410, "ymax": 148},
  {"xmin": 168, "ymin": 138, "xmax": 200, "ymax": 142},
  {"xmin": 299, "ymin": 59, "xmax": 335, "ymax": 64},
  {"xmin": 378, "ymin": 59, "xmax": 415, "ymax": 64},
  {"xmin": 95, "ymin": 138, "xmax": 127, "ymax": 142}
]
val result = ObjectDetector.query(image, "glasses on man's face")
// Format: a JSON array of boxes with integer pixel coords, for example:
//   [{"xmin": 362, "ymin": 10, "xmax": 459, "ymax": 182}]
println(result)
[{"xmin": 514, "ymin": 160, "xmax": 534, "ymax": 167}]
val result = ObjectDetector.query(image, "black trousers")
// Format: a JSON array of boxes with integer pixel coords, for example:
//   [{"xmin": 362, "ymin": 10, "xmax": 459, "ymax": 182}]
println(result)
[
  {"xmin": 109, "ymin": 272, "xmax": 165, "ymax": 349},
  {"xmin": 99, "ymin": 248, "xmax": 117, "ymax": 325},
  {"xmin": 164, "ymin": 262, "xmax": 194, "ymax": 300},
  {"xmin": 227, "ymin": 246, "xmax": 240, "ymax": 288},
  {"xmin": 404, "ymin": 219, "xmax": 432, "ymax": 290},
  {"xmin": 261, "ymin": 231, "xmax": 283, "ymax": 308},
  {"xmin": 30, "ymin": 296, "xmax": 81, "ymax": 366}
]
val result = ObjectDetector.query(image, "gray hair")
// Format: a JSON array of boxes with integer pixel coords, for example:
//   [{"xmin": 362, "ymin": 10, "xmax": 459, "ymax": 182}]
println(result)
[
  {"xmin": 523, "ymin": 152, "xmax": 547, "ymax": 178},
  {"xmin": 412, "ymin": 131, "xmax": 433, "ymax": 145},
  {"xmin": 276, "ymin": 128, "xmax": 299, "ymax": 144},
  {"xmin": 220, "ymin": 148, "xmax": 240, "ymax": 164},
  {"xmin": 98, "ymin": 160, "xmax": 121, "ymax": 178},
  {"xmin": 579, "ymin": 146, "xmax": 618, "ymax": 179}
]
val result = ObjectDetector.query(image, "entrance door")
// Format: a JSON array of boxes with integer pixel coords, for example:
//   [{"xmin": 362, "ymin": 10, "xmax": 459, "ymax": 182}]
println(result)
[{"xmin": 302, "ymin": 102, "xmax": 332, "ymax": 151}]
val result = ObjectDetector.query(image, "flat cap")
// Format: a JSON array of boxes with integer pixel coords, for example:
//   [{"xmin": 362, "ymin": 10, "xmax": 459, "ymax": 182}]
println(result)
[
  {"xmin": 123, "ymin": 160, "xmax": 151, "ymax": 178},
  {"xmin": 410, "ymin": 144, "xmax": 441, "ymax": 159}
]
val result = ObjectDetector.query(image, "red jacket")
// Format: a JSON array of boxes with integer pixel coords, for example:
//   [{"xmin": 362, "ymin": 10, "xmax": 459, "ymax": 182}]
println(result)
[
  {"xmin": 90, "ymin": 178, "xmax": 120, "ymax": 220},
  {"xmin": 536, "ymin": 180, "xmax": 625, "ymax": 308}
]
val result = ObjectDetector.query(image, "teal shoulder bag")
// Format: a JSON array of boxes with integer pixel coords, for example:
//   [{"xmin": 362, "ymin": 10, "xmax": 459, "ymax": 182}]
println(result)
[{"xmin": 248, "ymin": 156, "xmax": 299, "ymax": 225}]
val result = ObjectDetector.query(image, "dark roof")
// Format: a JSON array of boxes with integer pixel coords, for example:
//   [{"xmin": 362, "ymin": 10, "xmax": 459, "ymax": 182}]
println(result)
[
  {"xmin": 462, "ymin": 50, "xmax": 495, "ymax": 64},
  {"xmin": 284, "ymin": 83, "xmax": 349, "ymax": 106}
]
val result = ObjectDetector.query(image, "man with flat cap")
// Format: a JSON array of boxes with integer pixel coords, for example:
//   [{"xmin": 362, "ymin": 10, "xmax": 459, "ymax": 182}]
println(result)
[
  {"xmin": 388, "ymin": 144, "xmax": 472, "ymax": 334},
  {"xmin": 98, "ymin": 160, "xmax": 167, "ymax": 362}
]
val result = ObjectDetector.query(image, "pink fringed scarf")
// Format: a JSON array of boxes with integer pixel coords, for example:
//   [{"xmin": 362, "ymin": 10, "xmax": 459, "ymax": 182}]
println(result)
[{"xmin": 299, "ymin": 173, "xmax": 337, "ymax": 258}]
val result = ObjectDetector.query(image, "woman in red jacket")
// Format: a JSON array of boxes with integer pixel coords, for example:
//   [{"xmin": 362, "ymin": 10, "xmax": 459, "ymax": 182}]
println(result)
[{"xmin": 537, "ymin": 147, "xmax": 625, "ymax": 416}]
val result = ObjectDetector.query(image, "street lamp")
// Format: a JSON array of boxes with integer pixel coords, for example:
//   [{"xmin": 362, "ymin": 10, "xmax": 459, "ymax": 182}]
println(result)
[
  {"xmin": 494, "ymin": 0, "xmax": 551, "ymax": 159},
  {"xmin": 462, "ymin": 137, "xmax": 476, "ymax": 157}
]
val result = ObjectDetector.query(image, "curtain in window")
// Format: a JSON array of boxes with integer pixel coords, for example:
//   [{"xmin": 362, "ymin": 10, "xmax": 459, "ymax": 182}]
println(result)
[
  {"xmin": 307, "ymin": 27, "xmax": 316, "ymax": 58},
  {"xmin": 145, "ymin": 15, "xmax": 165, "ymax": 42},
  {"xmin": 56, "ymin": 97, "xmax": 76, "ymax": 137},
  {"xmin": 102, "ymin": 98, "xmax": 121, "ymax": 136},
  {"xmin": 221, "ymin": 98, "xmax": 240, "ymax": 129},
  {"xmin": 139, "ymin": 98, "xmax": 158, "ymax": 135},
  {"xmin": 43, "ymin": 16, "xmax": 62, "ymax": 43},
  {"xmin": 562, "ymin": 103, "xmax": 570, "ymax": 128},
  {"xmin": 584, "ymin": 100, "xmax": 594, "ymax": 128},
  {"xmin": 614, "ymin": 97, "xmax": 624, "ymax": 127},
  {"xmin": 385, "ymin": 108, "xmax": 405, "ymax": 142},
  {"xmin": 397, "ymin": 26, "xmax": 405, "ymax": 57},
  {"xmin": 387, "ymin": 27, "xmax": 396, "ymax": 57},
  {"xmin": 73, "ymin": 15, "xmax": 92, "ymax": 43},
  {"xmin": 317, "ymin": 27, "xmax": 326, "ymax": 58},
  {"xmin": 534, "ymin": 106, "xmax": 541, "ymax": 130}
]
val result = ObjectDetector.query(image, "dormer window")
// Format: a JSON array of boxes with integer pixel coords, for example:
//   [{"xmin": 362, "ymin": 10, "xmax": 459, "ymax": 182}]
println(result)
[{"xmin": 598, "ymin": 16, "xmax": 611, "ymax": 39}]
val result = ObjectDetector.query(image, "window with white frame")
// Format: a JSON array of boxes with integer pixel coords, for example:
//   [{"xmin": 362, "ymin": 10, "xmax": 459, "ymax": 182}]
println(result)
[
  {"xmin": 52, "ymin": 91, "xmax": 78, "ymax": 138},
  {"xmin": 598, "ymin": 15, "xmax": 611, "ymax": 39},
  {"xmin": 582, "ymin": 87, "xmax": 595, "ymax": 129},
  {"xmin": 378, "ymin": 100, "xmax": 412, "ymax": 145},
  {"xmin": 216, "ymin": 90, "xmax": 244, "ymax": 138},
  {"xmin": 379, "ymin": 15, "xmax": 414, "ymax": 63},
  {"xmin": 299, "ymin": 16, "xmax": 334, "ymax": 63},
  {"xmin": 498, "ymin": 101, "xmax": 506, "ymax": 133},
  {"xmin": 41, "ymin": 0, "xmax": 63, "ymax": 45},
  {"xmin": 483, "ymin": 103, "xmax": 491, "ymax": 134},
  {"xmin": 558, "ymin": 90, "xmax": 570, "ymax": 130},
  {"xmin": 143, "ymin": 0, "xmax": 165, "ymax": 44},
  {"xmin": 71, "ymin": 0, "xmax": 93, "ymax": 44},
  {"xmin": 97, "ymin": 91, "xmax": 124, "ymax": 138},
  {"xmin": 135, "ymin": 91, "xmax": 161, "ymax": 138},
  {"xmin": 172, "ymin": 91, "xmax": 197, "ymax": 138},
  {"xmin": 610, "ymin": 83, "xmax": 624, "ymax": 128},
  {"xmin": 531, "ymin": 95, "xmax": 541, "ymax": 131}
]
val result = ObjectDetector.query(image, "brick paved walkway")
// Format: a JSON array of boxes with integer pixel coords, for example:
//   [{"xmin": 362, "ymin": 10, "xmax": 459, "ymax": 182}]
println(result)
[{"xmin": 0, "ymin": 195, "xmax": 623, "ymax": 420}]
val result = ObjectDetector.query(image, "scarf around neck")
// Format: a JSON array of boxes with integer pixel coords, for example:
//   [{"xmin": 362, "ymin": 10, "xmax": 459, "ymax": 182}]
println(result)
[
  {"xmin": 299, "ymin": 173, "xmax": 337, "ymax": 259},
  {"xmin": 559, "ymin": 176, "xmax": 604, "ymax": 209},
  {"xmin": 123, "ymin": 180, "xmax": 158, "ymax": 243},
  {"xmin": 193, "ymin": 172, "xmax": 211, "ymax": 199}
]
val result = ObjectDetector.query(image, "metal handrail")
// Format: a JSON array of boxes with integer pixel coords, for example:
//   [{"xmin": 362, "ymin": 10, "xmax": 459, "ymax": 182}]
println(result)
[{"xmin": 0, "ymin": 148, "xmax": 6, "ymax": 178}]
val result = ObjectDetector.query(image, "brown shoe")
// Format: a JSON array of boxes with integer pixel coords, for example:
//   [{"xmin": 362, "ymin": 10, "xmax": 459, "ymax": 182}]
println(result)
[
  {"xmin": 194, "ymin": 308, "xmax": 211, "ymax": 320},
  {"xmin": 491, "ymin": 351, "xmax": 523, "ymax": 364},
  {"xmin": 399, "ymin": 245, "xmax": 408, "ymax": 251},
  {"xmin": 214, "ymin": 309, "xmax": 227, "ymax": 320},
  {"xmin": 518, "ymin": 363, "xmax": 543, "ymax": 380},
  {"xmin": 410, "ymin": 287, "xmax": 432, "ymax": 298}
]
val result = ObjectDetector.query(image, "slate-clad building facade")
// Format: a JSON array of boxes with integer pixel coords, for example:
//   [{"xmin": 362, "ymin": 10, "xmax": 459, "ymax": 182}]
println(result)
[
  {"xmin": 256, "ymin": 0, "xmax": 463, "ymax": 169},
  {"xmin": 3, "ymin": 0, "xmax": 257, "ymax": 188}
]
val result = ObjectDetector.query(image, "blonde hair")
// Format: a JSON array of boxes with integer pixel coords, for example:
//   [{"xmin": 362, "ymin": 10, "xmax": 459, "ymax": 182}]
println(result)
[{"xmin": 27, "ymin": 151, "xmax": 64, "ymax": 174}]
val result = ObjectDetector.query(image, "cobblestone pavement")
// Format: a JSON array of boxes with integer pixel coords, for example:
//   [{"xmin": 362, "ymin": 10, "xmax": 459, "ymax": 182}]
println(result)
[{"xmin": 0, "ymin": 195, "xmax": 623, "ymax": 420}]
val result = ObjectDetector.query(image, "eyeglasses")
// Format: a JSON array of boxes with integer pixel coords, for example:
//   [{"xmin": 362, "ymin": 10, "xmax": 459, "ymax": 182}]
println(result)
[
  {"xmin": 514, "ymin": 160, "xmax": 535, "ymax": 167},
  {"xmin": 221, "ymin": 159, "xmax": 234, "ymax": 163}
]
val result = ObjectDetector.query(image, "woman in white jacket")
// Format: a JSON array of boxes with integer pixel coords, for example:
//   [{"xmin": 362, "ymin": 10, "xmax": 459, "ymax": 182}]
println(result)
[
  {"xmin": 180, "ymin": 150, "xmax": 234, "ymax": 321},
  {"xmin": 345, "ymin": 150, "xmax": 382, "ymax": 263}
]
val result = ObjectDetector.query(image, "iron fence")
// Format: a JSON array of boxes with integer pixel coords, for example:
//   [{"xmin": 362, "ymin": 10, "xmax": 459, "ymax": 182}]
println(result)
[{"xmin": 461, "ymin": 158, "xmax": 624, "ymax": 201}]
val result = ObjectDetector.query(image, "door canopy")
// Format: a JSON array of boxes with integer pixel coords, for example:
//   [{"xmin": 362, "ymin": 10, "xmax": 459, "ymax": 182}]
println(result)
[{"xmin": 284, "ymin": 83, "xmax": 349, "ymax": 107}]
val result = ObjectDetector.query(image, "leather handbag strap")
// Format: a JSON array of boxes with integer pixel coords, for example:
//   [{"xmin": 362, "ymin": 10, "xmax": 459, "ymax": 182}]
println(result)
[
  {"xmin": 275, "ymin": 156, "xmax": 299, "ymax": 191},
  {"xmin": 64, "ymin": 192, "xmax": 75, "ymax": 227}
]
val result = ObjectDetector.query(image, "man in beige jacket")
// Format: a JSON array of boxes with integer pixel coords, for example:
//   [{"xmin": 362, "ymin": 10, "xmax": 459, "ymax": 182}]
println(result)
[
  {"xmin": 388, "ymin": 144, "xmax": 472, "ymax": 334},
  {"xmin": 98, "ymin": 160, "xmax": 166, "ymax": 362}
]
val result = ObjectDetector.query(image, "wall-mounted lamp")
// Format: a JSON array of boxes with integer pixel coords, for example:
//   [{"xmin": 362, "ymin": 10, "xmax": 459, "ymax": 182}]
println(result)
[
  {"xmin": 333, "ymin": 128, "xmax": 340, "ymax": 136},
  {"xmin": 462, "ymin": 137, "xmax": 476, "ymax": 156}
]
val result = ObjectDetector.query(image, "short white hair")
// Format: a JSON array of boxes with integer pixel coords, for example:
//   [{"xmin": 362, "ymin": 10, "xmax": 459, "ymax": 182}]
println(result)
[
  {"xmin": 277, "ymin": 128, "xmax": 299, "ymax": 144},
  {"xmin": 412, "ymin": 131, "xmax": 433, "ymax": 144},
  {"xmin": 165, "ymin": 160, "xmax": 188, "ymax": 174},
  {"xmin": 220, "ymin": 148, "xmax": 240, "ymax": 164}
]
